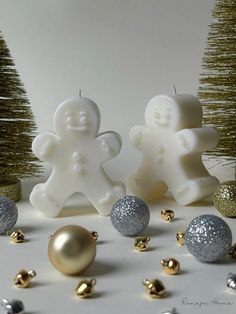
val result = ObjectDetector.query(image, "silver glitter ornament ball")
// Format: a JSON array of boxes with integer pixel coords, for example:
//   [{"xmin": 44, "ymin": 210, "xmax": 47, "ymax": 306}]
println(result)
[
  {"xmin": 0, "ymin": 196, "xmax": 18, "ymax": 234},
  {"xmin": 110, "ymin": 196, "xmax": 150, "ymax": 236},
  {"xmin": 185, "ymin": 214, "xmax": 232, "ymax": 262}
]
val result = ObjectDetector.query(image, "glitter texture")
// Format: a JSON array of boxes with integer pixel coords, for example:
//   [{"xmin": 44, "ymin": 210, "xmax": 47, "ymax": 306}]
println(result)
[
  {"xmin": 0, "ymin": 196, "xmax": 18, "ymax": 234},
  {"xmin": 213, "ymin": 181, "xmax": 236, "ymax": 217},
  {"xmin": 0, "ymin": 179, "xmax": 21, "ymax": 202},
  {"xmin": 197, "ymin": 0, "xmax": 236, "ymax": 160},
  {"xmin": 185, "ymin": 214, "xmax": 232, "ymax": 262},
  {"xmin": 110, "ymin": 196, "xmax": 150, "ymax": 236},
  {"xmin": 0, "ymin": 31, "xmax": 41, "ymax": 180}
]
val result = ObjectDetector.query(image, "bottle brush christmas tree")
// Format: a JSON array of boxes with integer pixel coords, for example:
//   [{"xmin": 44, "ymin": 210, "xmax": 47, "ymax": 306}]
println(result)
[
  {"xmin": 0, "ymin": 31, "xmax": 41, "ymax": 201},
  {"xmin": 198, "ymin": 0, "xmax": 236, "ymax": 162}
]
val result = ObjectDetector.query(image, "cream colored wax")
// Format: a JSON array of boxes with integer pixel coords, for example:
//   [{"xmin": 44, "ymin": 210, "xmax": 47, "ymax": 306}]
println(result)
[{"xmin": 127, "ymin": 94, "xmax": 219, "ymax": 206}]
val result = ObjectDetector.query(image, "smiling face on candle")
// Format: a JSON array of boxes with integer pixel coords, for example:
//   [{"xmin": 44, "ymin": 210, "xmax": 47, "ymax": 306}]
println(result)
[
  {"xmin": 65, "ymin": 110, "xmax": 89, "ymax": 132},
  {"xmin": 153, "ymin": 106, "xmax": 172, "ymax": 126},
  {"xmin": 145, "ymin": 95, "xmax": 203, "ymax": 131},
  {"xmin": 54, "ymin": 97, "xmax": 101, "ymax": 137},
  {"xmin": 145, "ymin": 95, "xmax": 183, "ymax": 131}
]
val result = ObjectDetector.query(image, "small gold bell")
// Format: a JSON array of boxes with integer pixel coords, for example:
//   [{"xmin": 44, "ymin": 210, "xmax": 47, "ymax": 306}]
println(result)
[
  {"xmin": 161, "ymin": 209, "xmax": 175, "ymax": 222},
  {"xmin": 8, "ymin": 230, "xmax": 25, "ymax": 243},
  {"xmin": 176, "ymin": 230, "xmax": 185, "ymax": 246},
  {"xmin": 229, "ymin": 243, "xmax": 236, "ymax": 259},
  {"xmin": 160, "ymin": 257, "xmax": 180, "ymax": 275},
  {"xmin": 134, "ymin": 236, "xmax": 150, "ymax": 252},
  {"xmin": 75, "ymin": 279, "xmax": 96, "ymax": 298},
  {"xmin": 13, "ymin": 269, "xmax": 36, "ymax": 288},
  {"xmin": 90, "ymin": 231, "xmax": 98, "ymax": 241},
  {"xmin": 143, "ymin": 278, "xmax": 166, "ymax": 298}
]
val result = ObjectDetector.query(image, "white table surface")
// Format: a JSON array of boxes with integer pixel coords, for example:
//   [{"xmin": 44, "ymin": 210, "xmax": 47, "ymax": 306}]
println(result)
[{"xmin": 0, "ymin": 160, "xmax": 235, "ymax": 314}]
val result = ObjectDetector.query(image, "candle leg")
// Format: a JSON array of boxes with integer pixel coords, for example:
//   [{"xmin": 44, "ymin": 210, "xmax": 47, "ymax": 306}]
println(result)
[
  {"xmin": 30, "ymin": 169, "xmax": 125, "ymax": 217},
  {"xmin": 127, "ymin": 175, "xmax": 168, "ymax": 202},
  {"xmin": 30, "ymin": 179, "xmax": 70, "ymax": 217},
  {"xmin": 127, "ymin": 159, "xmax": 168, "ymax": 201},
  {"xmin": 88, "ymin": 182, "xmax": 125, "ymax": 216},
  {"xmin": 80, "ymin": 169, "xmax": 125, "ymax": 216},
  {"xmin": 145, "ymin": 181, "xmax": 168, "ymax": 202},
  {"xmin": 170, "ymin": 176, "xmax": 219, "ymax": 206}
]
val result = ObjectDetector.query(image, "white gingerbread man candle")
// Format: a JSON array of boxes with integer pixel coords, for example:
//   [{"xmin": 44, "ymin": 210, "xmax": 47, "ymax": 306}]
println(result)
[
  {"xmin": 30, "ymin": 95, "xmax": 125, "ymax": 217},
  {"xmin": 127, "ymin": 94, "xmax": 219, "ymax": 206}
]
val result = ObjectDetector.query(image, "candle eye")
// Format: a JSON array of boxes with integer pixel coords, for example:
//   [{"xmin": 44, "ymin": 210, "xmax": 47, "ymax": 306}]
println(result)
[
  {"xmin": 79, "ymin": 111, "xmax": 88, "ymax": 117},
  {"xmin": 163, "ymin": 112, "xmax": 171, "ymax": 120},
  {"xmin": 154, "ymin": 112, "xmax": 161, "ymax": 120},
  {"xmin": 65, "ymin": 111, "xmax": 76, "ymax": 121},
  {"xmin": 80, "ymin": 116, "xmax": 87, "ymax": 124},
  {"xmin": 64, "ymin": 111, "xmax": 71, "ymax": 117},
  {"xmin": 66, "ymin": 116, "xmax": 73, "ymax": 123},
  {"xmin": 79, "ymin": 111, "xmax": 89, "ymax": 125}
]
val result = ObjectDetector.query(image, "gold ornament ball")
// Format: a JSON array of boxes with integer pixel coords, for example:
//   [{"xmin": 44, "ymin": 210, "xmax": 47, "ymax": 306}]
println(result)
[
  {"xmin": 213, "ymin": 181, "xmax": 236, "ymax": 217},
  {"xmin": 48, "ymin": 225, "xmax": 96, "ymax": 275}
]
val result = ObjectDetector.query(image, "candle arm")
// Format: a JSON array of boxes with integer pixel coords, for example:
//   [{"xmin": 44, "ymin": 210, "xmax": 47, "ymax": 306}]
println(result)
[
  {"xmin": 176, "ymin": 127, "xmax": 219, "ymax": 154},
  {"xmin": 32, "ymin": 132, "xmax": 59, "ymax": 161},
  {"xmin": 97, "ymin": 131, "xmax": 122, "ymax": 161},
  {"xmin": 129, "ymin": 126, "xmax": 149, "ymax": 149}
]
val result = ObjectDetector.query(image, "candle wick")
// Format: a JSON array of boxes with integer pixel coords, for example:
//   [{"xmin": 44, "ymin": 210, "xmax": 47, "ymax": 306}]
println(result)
[{"xmin": 172, "ymin": 84, "xmax": 177, "ymax": 95}]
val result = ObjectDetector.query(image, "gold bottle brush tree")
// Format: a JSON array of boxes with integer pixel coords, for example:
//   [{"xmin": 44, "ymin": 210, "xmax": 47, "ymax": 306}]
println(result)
[
  {"xmin": 0, "ymin": 31, "xmax": 41, "ymax": 200},
  {"xmin": 197, "ymin": 0, "xmax": 236, "ymax": 164}
]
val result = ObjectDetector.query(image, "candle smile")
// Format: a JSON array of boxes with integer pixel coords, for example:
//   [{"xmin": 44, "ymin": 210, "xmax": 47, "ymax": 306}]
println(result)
[
  {"xmin": 154, "ymin": 115, "xmax": 171, "ymax": 126},
  {"xmin": 154, "ymin": 118, "xmax": 169, "ymax": 126},
  {"xmin": 154, "ymin": 109, "xmax": 172, "ymax": 126},
  {"xmin": 66, "ymin": 114, "xmax": 89, "ymax": 132},
  {"xmin": 67, "ymin": 124, "xmax": 88, "ymax": 131}
]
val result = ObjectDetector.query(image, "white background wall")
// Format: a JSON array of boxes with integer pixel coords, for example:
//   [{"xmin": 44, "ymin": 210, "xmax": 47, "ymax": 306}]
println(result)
[{"xmin": 0, "ymin": 0, "xmax": 218, "ymax": 181}]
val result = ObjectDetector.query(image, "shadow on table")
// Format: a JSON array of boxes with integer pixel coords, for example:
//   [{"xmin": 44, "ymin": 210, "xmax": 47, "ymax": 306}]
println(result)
[
  {"xmin": 58, "ymin": 204, "xmax": 97, "ymax": 217},
  {"xmin": 83, "ymin": 260, "xmax": 118, "ymax": 277},
  {"xmin": 213, "ymin": 255, "xmax": 236, "ymax": 265},
  {"xmin": 29, "ymin": 281, "xmax": 50, "ymax": 288},
  {"xmin": 189, "ymin": 198, "xmax": 214, "ymax": 207},
  {"xmin": 143, "ymin": 225, "xmax": 170, "ymax": 237},
  {"xmin": 15, "ymin": 225, "xmax": 46, "ymax": 234}
]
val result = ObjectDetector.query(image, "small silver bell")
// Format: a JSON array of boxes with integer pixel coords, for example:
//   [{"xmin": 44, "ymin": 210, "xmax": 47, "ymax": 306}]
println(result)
[
  {"xmin": 226, "ymin": 273, "xmax": 236, "ymax": 291},
  {"xmin": 1, "ymin": 299, "xmax": 24, "ymax": 314}
]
